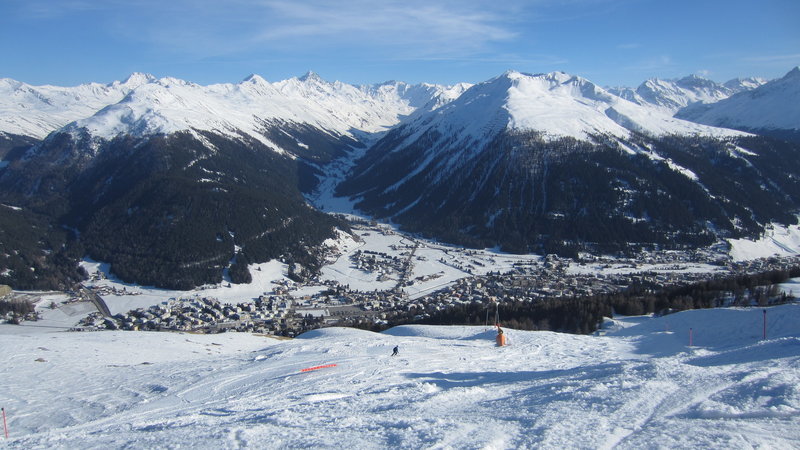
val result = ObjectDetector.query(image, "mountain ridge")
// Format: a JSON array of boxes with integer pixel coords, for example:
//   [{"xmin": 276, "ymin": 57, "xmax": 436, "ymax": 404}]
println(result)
[
  {"xmin": 337, "ymin": 69, "xmax": 800, "ymax": 256},
  {"xmin": 0, "ymin": 72, "xmax": 468, "ymax": 145},
  {"xmin": 607, "ymin": 73, "xmax": 768, "ymax": 114},
  {"xmin": 675, "ymin": 66, "xmax": 800, "ymax": 133}
]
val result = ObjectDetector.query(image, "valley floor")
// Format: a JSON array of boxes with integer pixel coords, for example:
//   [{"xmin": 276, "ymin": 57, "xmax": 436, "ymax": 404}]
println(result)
[{"xmin": 1, "ymin": 304, "xmax": 799, "ymax": 448}]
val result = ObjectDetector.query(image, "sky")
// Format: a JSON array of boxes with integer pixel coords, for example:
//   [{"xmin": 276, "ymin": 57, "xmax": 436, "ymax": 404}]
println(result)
[{"xmin": 1, "ymin": 0, "xmax": 799, "ymax": 88}]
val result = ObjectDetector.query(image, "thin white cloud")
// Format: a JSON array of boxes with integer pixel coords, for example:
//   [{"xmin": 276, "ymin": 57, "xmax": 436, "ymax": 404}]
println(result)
[
  {"xmin": 33, "ymin": 0, "xmax": 528, "ymax": 62},
  {"xmin": 5, "ymin": 0, "xmax": 614, "ymax": 68},
  {"xmin": 8, "ymin": 0, "xmax": 112, "ymax": 19},
  {"xmin": 398, "ymin": 53, "xmax": 568, "ymax": 66},
  {"xmin": 624, "ymin": 55, "xmax": 676, "ymax": 72},
  {"xmin": 252, "ymin": 0, "xmax": 517, "ymax": 57},
  {"xmin": 742, "ymin": 53, "xmax": 800, "ymax": 63}
]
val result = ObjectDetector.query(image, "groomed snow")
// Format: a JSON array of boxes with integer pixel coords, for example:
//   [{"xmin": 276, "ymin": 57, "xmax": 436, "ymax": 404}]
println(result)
[{"xmin": 1, "ymin": 304, "xmax": 798, "ymax": 448}]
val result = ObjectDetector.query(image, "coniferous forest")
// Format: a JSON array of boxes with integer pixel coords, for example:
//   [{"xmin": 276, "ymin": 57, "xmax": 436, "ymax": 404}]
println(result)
[
  {"xmin": 339, "ymin": 132, "xmax": 800, "ymax": 257},
  {"xmin": 408, "ymin": 267, "xmax": 800, "ymax": 334},
  {"xmin": 0, "ymin": 130, "xmax": 350, "ymax": 290}
]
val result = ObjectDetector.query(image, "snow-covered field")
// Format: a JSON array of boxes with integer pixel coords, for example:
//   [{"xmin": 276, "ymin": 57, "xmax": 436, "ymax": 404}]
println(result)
[
  {"xmin": 1, "ymin": 304, "xmax": 798, "ymax": 448},
  {"xmin": 728, "ymin": 222, "xmax": 800, "ymax": 261}
]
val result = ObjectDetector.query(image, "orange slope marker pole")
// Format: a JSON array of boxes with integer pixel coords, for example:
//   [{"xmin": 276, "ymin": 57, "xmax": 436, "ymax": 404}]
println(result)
[
  {"xmin": 300, "ymin": 364, "xmax": 337, "ymax": 373},
  {"xmin": 2, "ymin": 407, "xmax": 8, "ymax": 439}
]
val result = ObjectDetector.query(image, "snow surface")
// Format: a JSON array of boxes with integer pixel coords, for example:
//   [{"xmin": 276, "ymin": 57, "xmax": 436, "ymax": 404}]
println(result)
[
  {"xmin": 2, "ymin": 69, "xmax": 754, "ymax": 149},
  {"xmin": 69, "ymin": 215, "xmax": 800, "ymax": 320},
  {"xmin": 506, "ymin": 71, "xmax": 744, "ymax": 140},
  {"xmin": 728, "ymin": 222, "xmax": 800, "ymax": 261},
  {"xmin": 0, "ymin": 71, "xmax": 468, "ymax": 155},
  {"xmin": 1, "ymin": 304, "xmax": 799, "ymax": 448},
  {"xmin": 79, "ymin": 259, "xmax": 297, "ymax": 315},
  {"xmin": 317, "ymin": 221, "xmax": 541, "ymax": 299}
]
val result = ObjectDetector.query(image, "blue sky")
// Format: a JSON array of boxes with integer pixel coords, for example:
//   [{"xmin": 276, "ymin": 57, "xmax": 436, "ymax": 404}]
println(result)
[{"xmin": 2, "ymin": 0, "xmax": 798, "ymax": 87}]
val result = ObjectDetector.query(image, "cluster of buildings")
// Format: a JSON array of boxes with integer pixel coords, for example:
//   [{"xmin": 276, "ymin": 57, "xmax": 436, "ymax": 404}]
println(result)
[
  {"xmin": 67, "ymin": 248, "xmax": 800, "ymax": 335},
  {"xmin": 36, "ymin": 219, "xmax": 800, "ymax": 335},
  {"xmin": 350, "ymin": 250, "xmax": 406, "ymax": 282},
  {"xmin": 77, "ymin": 295, "xmax": 322, "ymax": 336},
  {"xmin": 0, "ymin": 284, "xmax": 40, "ymax": 324},
  {"xmin": 396, "ymin": 254, "xmax": 800, "ymax": 317}
]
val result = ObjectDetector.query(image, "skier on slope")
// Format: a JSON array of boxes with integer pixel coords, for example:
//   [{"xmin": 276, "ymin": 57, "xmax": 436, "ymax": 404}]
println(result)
[{"xmin": 391, "ymin": 345, "xmax": 399, "ymax": 356}]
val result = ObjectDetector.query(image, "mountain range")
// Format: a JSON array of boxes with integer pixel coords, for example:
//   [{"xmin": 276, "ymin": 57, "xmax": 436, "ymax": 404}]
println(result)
[
  {"xmin": 676, "ymin": 67, "xmax": 800, "ymax": 141},
  {"xmin": 1, "ymin": 67, "xmax": 798, "ymax": 289},
  {"xmin": 608, "ymin": 74, "xmax": 767, "ymax": 114}
]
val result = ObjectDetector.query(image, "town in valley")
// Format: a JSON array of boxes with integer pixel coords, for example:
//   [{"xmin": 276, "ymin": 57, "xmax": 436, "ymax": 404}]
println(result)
[{"xmin": 4, "ymin": 217, "xmax": 798, "ymax": 335}]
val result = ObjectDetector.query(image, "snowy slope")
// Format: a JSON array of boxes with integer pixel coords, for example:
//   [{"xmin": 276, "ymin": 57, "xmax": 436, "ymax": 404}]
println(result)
[
  {"xmin": 505, "ymin": 71, "xmax": 743, "ymax": 139},
  {"xmin": 1, "ymin": 304, "xmax": 799, "ymax": 448},
  {"xmin": 728, "ymin": 222, "xmax": 800, "ymax": 261},
  {"xmin": 676, "ymin": 67, "xmax": 800, "ymax": 131},
  {"xmin": 0, "ymin": 73, "xmax": 154, "ymax": 139}
]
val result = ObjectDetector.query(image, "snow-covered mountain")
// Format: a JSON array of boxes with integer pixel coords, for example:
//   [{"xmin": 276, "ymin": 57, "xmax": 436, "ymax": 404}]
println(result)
[
  {"xmin": 676, "ymin": 67, "xmax": 800, "ymax": 134},
  {"xmin": 0, "ymin": 72, "xmax": 467, "ymax": 148},
  {"xmin": 67, "ymin": 73, "xmax": 418, "ymax": 145},
  {"xmin": 384, "ymin": 70, "xmax": 742, "ymax": 143},
  {"xmin": 0, "ymin": 73, "xmax": 469, "ymax": 290},
  {"xmin": 723, "ymin": 76, "xmax": 769, "ymax": 93},
  {"xmin": 608, "ymin": 74, "xmax": 767, "ymax": 115},
  {"xmin": 3, "ymin": 303, "xmax": 800, "ymax": 448},
  {"xmin": 1, "ymin": 68, "xmax": 798, "ymax": 290},
  {"xmin": 338, "ymin": 70, "xmax": 800, "ymax": 255},
  {"xmin": 0, "ymin": 73, "xmax": 155, "ymax": 139}
]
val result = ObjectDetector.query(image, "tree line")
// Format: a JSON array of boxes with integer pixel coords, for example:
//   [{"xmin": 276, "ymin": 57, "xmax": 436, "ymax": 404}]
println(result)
[
  {"xmin": 0, "ymin": 298, "xmax": 35, "ymax": 324},
  {"xmin": 391, "ymin": 267, "xmax": 800, "ymax": 335}
]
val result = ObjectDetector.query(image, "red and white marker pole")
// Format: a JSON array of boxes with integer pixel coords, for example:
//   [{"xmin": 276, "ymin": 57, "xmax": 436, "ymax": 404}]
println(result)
[{"xmin": 2, "ymin": 407, "xmax": 8, "ymax": 439}]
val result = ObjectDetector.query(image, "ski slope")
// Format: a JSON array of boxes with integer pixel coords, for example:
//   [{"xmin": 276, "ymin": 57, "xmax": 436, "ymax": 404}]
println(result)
[{"xmin": 1, "ymin": 304, "xmax": 799, "ymax": 448}]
